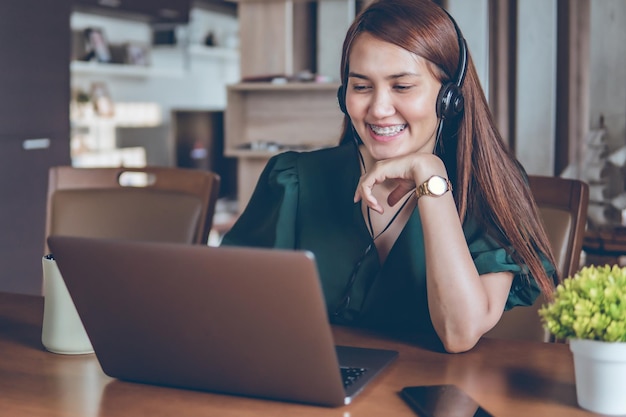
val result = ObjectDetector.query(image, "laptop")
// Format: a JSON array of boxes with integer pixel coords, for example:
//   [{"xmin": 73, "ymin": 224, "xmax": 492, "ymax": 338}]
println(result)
[{"xmin": 47, "ymin": 235, "xmax": 398, "ymax": 407}]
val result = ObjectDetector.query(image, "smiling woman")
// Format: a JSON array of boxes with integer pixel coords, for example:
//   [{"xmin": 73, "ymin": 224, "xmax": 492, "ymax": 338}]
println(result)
[
  {"xmin": 345, "ymin": 33, "xmax": 441, "ymax": 162},
  {"xmin": 221, "ymin": 0, "xmax": 557, "ymax": 353}
]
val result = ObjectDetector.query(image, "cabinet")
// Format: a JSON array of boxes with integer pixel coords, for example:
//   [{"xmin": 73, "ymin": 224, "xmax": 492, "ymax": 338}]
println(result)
[
  {"xmin": 224, "ymin": 82, "xmax": 342, "ymax": 209},
  {"xmin": 583, "ymin": 227, "xmax": 626, "ymax": 267},
  {"xmin": 234, "ymin": 0, "xmax": 315, "ymax": 79},
  {"xmin": 173, "ymin": 110, "xmax": 237, "ymax": 199},
  {"xmin": 224, "ymin": 0, "xmax": 369, "ymax": 210},
  {"xmin": 0, "ymin": 0, "xmax": 72, "ymax": 295}
]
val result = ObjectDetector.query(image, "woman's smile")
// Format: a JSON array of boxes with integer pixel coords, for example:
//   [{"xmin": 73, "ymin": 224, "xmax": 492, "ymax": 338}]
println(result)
[{"xmin": 368, "ymin": 123, "xmax": 407, "ymax": 141}]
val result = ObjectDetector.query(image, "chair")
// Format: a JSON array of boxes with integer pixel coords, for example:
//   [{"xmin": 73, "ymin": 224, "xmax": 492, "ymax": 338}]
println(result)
[
  {"xmin": 44, "ymin": 166, "xmax": 220, "ymax": 254},
  {"xmin": 485, "ymin": 175, "xmax": 589, "ymax": 342}
]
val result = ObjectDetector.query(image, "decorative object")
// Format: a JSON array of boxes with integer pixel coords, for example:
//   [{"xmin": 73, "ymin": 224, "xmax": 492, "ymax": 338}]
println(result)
[
  {"xmin": 83, "ymin": 27, "xmax": 111, "ymax": 63},
  {"xmin": 539, "ymin": 265, "xmax": 626, "ymax": 415},
  {"xmin": 125, "ymin": 43, "xmax": 150, "ymax": 66},
  {"xmin": 41, "ymin": 255, "xmax": 94, "ymax": 355},
  {"xmin": 571, "ymin": 125, "xmax": 626, "ymax": 227},
  {"xmin": 90, "ymin": 82, "xmax": 114, "ymax": 117}
]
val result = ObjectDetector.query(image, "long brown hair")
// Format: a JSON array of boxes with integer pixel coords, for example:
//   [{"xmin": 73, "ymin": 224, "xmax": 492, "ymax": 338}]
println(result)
[{"xmin": 338, "ymin": 0, "xmax": 559, "ymax": 298}]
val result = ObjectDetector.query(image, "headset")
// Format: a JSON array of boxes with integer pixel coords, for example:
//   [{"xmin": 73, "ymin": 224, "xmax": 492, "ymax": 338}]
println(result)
[
  {"xmin": 436, "ymin": 9, "xmax": 468, "ymax": 121},
  {"xmin": 337, "ymin": 7, "xmax": 468, "ymax": 129}
]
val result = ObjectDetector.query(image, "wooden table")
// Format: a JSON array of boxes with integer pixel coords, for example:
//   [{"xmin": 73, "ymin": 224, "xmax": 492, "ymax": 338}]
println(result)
[{"xmin": 0, "ymin": 292, "xmax": 603, "ymax": 417}]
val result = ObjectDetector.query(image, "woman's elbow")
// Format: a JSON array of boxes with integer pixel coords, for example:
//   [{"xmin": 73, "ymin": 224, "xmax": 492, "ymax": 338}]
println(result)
[{"xmin": 438, "ymin": 326, "xmax": 484, "ymax": 353}]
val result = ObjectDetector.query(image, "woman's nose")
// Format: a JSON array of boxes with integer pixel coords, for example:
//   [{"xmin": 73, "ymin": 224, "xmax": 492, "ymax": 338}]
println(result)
[{"xmin": 369, "ymin": 90, "xmax": 395, "ymax": 118}]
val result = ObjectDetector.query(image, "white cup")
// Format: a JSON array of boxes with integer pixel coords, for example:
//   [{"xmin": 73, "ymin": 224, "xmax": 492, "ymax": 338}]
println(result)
[{"xmin": 41, "ymin": 255, "xmax": 94, "ymax": 355}]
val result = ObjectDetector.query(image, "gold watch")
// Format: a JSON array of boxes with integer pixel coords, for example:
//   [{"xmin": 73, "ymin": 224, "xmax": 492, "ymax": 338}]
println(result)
[{"xmin": 415, "ymin": 175, "xmax": 452, "ymax": 199}]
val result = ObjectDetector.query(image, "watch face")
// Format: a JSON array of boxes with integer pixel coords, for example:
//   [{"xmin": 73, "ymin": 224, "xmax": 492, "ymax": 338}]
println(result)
[{"xmin": 427, "ymin": 176, "xmax": 448, "ymax": 196}]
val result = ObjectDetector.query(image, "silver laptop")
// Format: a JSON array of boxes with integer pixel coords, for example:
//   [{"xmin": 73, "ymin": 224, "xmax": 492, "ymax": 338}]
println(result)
[{"xmin": 47, "ymin": 235, "xmax": 398, "ymax": 407}]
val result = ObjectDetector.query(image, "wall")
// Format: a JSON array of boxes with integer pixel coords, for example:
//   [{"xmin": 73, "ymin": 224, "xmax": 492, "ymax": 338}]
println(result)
[
  {"xmin": 589, "ymin": 1, "xmax": 626, "ymax": 167},
  {"xmin": 515, "ymin": 0, "xmax": 558, "ymax": 175},
  {"xmin": 317, "ymin": 0, "xmax": 355, "ymax": 82},
  {"xmin": 447, "ymin": 0, "xmax": 489, "ymax": 94},
  {"xmin": 449, "ymin": 0, "xmax": 557, "ymax": 176}
]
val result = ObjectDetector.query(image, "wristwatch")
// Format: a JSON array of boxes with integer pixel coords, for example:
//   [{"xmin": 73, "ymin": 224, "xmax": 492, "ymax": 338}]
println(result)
[{"xmin": 415, "ymin": 175, "xmax": 452, "ymax": 199}]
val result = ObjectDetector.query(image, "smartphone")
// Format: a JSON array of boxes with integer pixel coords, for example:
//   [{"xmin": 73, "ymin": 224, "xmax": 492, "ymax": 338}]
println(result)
[{"xmin": 401, "ymin": 385, "xmax": 494, "ymax": 417}]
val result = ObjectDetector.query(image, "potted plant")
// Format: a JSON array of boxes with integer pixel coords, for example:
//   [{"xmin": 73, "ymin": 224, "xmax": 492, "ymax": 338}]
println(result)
[{"xmin": 539, "ymin": 264, "xmax": 626, "ymax": 415}]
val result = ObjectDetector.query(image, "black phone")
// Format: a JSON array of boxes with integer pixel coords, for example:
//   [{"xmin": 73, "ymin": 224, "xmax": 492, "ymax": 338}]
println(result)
[{"xmin": 401, "ymin": 385, "xmax": 494, "ymax": 417}]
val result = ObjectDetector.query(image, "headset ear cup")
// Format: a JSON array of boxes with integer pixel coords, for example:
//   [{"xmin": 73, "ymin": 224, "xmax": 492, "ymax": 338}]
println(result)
[
  {"xmin": 337, "ymin": 85, "xmax": 347, "ymax": 115},
  {"xmin": 436, "ymin": 83, "xmax": 464, "ymax": 120}
]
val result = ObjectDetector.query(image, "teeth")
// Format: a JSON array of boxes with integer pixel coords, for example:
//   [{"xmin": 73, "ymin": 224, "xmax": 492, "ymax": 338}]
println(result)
[{"xmin": 370, "ymin": 124, "xmax": 406, "ymax": 136}]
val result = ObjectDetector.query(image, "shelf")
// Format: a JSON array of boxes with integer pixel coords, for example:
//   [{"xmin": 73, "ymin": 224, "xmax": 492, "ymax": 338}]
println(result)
[
  {"xmin": 225, "ymin": 81, "xmax": 343, "ymax": 152},
  {"xmin": 70, "ymin": 61, "xmax": 184, "ymax": 78},
  {"xmin": 71, "ymin": 45, "xmax": 238, "ymax": 78},
  {"xmin": 224, "ymin": 81, "xmax": 343, "ymax": 208},
  {"xmin": 226, "ymin": 145, "xmax": 325, "ymax": 159},
  {"xmin": 228, "ymin": 81, "xmax": 340, "ymax": 91},
  {"xmin": 187, "ymin": 45, "xmax": 239, "ymax": 61},
  {"xmin": 222, "ymin": 149, "xmax": 277, "ymax": 159}
]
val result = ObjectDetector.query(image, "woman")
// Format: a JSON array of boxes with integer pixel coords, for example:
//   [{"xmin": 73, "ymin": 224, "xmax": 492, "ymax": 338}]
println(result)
[{"xmin": 222, "ymin": 0, "xmax": 556, "ymax": 353}]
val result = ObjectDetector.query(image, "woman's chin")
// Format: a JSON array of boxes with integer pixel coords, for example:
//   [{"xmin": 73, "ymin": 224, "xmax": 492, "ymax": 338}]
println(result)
[{"xmin": 367, "ymin": 145, "xmax": 405, "ymax": 161}]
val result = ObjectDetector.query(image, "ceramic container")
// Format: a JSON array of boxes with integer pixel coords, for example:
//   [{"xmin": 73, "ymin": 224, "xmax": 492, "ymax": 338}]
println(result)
[{"xmin": 41, "ymin": 256, "xmax": 94, "ymax": 355}]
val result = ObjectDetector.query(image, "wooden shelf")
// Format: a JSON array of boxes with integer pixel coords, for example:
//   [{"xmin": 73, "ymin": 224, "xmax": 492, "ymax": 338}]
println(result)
[
  {"xmin": 224, "ymin": 81, "xmax": 342, "ymax": 208},
  {"xmin": 224, "ymin": 81, "xmax": 341, "ymax": 155},
  {"xmin": 226, "ymin": 145, "xmax": 324, "ymax": 159},
  {"xmin": 225, "ymin": 149, "xmax": 281, "ymax": 158},
  {"xmin": 228, "ymin": 82, "xmax": 339, "ymax": 91}
]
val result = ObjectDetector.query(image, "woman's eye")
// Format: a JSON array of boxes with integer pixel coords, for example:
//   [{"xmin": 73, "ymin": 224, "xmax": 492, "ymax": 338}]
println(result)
[
  {"xmin": 394, "ymin": 85, "xmax": 413, "ymax": 91},
  {"xmin": 352, "ymin": 85, "xmax": 371, "ymax": 92}
]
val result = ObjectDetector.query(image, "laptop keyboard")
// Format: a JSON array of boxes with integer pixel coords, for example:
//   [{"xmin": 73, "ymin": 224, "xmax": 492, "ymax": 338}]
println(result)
[{"xmin": 341, "ymin": 366, "xmax": 368, "ymax": 388}]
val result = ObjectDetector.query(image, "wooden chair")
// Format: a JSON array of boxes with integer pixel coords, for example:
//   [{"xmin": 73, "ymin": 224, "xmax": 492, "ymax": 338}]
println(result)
[
  {"xmin": 45, "ymin": 166, "xmax": 220, "ymax": 254},
  {"xmin": 485, "ymin": 175, "xmax": 589, "ymax": 342}
]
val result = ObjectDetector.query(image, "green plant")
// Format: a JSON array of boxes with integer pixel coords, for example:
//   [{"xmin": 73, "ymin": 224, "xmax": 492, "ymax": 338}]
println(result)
[{"xmin": 539, "ymin": 265, "xmax": 626, "ymax": 342}]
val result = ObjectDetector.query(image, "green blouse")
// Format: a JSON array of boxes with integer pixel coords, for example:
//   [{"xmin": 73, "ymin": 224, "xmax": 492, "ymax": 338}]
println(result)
[{"xmin": 222, "ymin": 144, "xmax": 551, "ymax": 337}]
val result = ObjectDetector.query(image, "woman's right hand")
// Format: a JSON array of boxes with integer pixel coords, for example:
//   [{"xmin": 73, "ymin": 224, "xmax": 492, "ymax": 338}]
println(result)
[{"xmin": 353, "ymin": 152, "xmax": 448, "ymax": 212}]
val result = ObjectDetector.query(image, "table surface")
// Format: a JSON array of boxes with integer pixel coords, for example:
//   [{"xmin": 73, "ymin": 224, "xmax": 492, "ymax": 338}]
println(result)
[{"xmin": 0, "ymin": 291, "xmax": 604, "ymax": 417}]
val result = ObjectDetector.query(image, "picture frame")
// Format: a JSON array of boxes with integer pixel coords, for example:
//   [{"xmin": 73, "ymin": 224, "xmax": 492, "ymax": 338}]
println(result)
[{"xmin": 83, "ymin": 27, "xmax": 111, "ymax": 63}]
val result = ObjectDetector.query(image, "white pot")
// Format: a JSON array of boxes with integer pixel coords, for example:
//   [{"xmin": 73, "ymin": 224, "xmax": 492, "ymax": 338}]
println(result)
[
  {"xmin": 41, "ymin": 257, "xmax": 94, "ymax": 355},
  {"xmin": 569, "ymin": 338, "xmax": 626, "ymax": 415}
]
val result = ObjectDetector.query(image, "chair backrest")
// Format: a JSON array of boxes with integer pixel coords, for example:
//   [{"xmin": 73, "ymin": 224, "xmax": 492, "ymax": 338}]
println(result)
[
  {"xmin": 485, "ymin": 175, "xmax": 589, "ymax": 342},
  {"xmin": 45, "ymin": 166, "xmax": 220, "ymax": 254}
]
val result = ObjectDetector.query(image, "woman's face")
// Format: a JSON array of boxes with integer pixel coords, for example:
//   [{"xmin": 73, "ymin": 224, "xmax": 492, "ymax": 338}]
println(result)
[{"xmin": 346, "ymin": 33, "xmax": 442, "ymax": 162}]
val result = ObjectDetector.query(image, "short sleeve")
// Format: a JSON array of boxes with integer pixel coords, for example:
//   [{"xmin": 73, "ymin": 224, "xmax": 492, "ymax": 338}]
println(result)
[
  {"xmin": 465, "ymin": 221, "xmax": 554, "ymax": 310},
  {"xmin": 221, "ymin": 152, "xmax": 300, "ymax": 249}
]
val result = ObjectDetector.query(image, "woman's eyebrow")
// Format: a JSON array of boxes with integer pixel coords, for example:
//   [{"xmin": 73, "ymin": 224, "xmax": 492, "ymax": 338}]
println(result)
[
  {"xmin": 348, "ymin": 71, "xmax": 421, "ymax": 81},
  {"xmin": 348, "ymin": 72, "xmax": 369, "ymax": 80}
]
